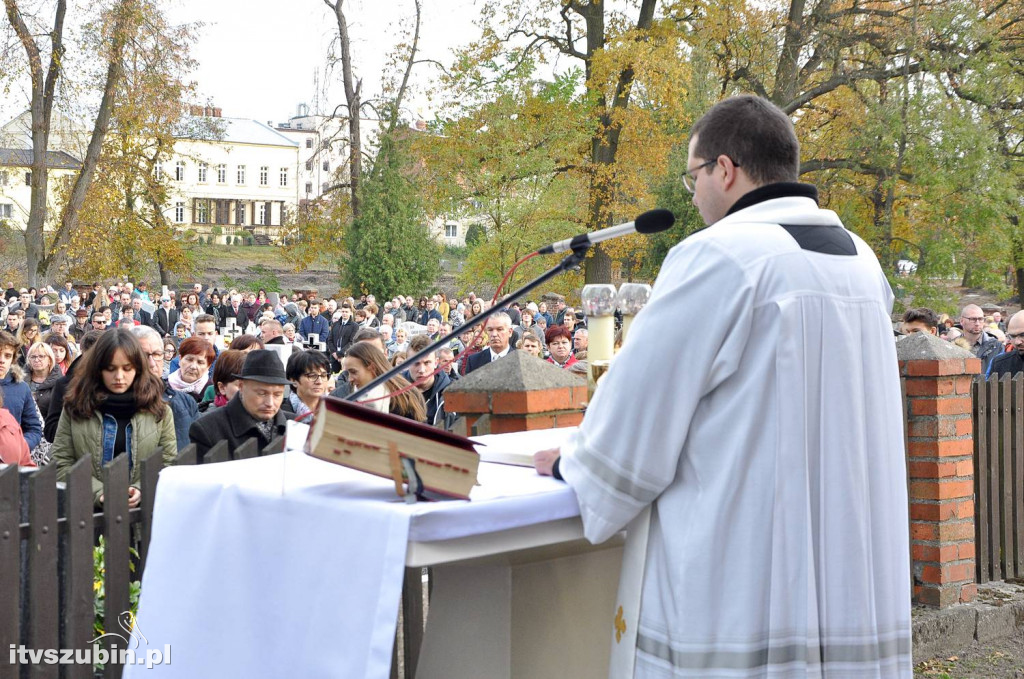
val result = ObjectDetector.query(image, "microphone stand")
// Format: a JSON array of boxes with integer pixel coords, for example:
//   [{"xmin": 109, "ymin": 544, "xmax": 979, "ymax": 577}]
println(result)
[{"xmin": 346, "ymin": 246, "xmax": 590, "ymax": 402}]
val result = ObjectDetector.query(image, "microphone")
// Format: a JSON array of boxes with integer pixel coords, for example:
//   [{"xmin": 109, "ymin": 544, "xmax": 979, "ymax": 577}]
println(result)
[{"xmin": 536, "ymin": 208, "xmax": 675, "ymax": 255}]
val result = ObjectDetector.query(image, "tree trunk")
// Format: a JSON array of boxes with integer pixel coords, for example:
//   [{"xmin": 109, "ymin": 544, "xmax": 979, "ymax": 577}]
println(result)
[
  {"xmin": 4, "ymin": 0, "xmax": 67, "ymax": 286},
  {"xmin": 1011, "ymin": 216, "xmax": 1024, "ymax": 304},
  {"xmin": 42, "ymin": 0, "xmax": 135, "ymax": 280},
  {"xmin": 575, "ymin": 0, "xmax": 657, "ymax": 284},
  {"xmin": 327, "ymin": 0, "xmax": 361, "ymax": 220}
]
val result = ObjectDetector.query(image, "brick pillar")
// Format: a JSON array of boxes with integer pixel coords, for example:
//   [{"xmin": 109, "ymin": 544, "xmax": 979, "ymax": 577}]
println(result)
[
  {"xmin": 445, "ymin": 351, "xmax": 587, "ymax": 435},
  {"xmin": 897, "ymin": 332, "xmax": 981, "ymax": 607}
]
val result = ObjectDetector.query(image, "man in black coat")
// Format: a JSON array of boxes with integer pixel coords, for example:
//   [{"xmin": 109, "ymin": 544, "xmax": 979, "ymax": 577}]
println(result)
[
  {"xmin": 988, "ymin": 311, "xmax": 1024, "ymax": 378},
  {"xmin": 327, "ymin": 304, "xmax": 358, "ymax": 372},
  {"xmin": 464, "ymin": 313, "xmax": 516, "ymax": 375},
  {"xmin": 189, "ymin": 350, "xmax": 294, "ymax": 461},
  {"xmin": 153, "ymin": 297, "xmax": 179, "ymax": 336},
  {"xmin": 130, "ymin": 297, "xmax": 154, "ymax": 328}
]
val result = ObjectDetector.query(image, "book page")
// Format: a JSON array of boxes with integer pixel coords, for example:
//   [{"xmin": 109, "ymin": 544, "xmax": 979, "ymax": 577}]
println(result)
[{"xmin": 472, "ymin": 427, "xmax": 578, "ymax": 467}]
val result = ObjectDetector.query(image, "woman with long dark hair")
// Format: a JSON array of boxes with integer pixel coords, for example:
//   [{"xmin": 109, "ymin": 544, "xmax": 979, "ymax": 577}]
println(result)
[
  {"xmin": 204, "ymin": 291, "xmax": 226, "ymax": 328},
  {"xmin": 342, "ymin": 343, "xmax": 425, "ymax": 422},
  {"xmin": 52, "ymin": 328, "xmax": 176, "ymax": 507}
]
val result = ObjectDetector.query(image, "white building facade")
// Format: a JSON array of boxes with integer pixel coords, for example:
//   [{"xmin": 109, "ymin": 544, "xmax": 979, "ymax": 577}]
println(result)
[
  {"xmin": 0, "ymin": 149, "xmax": 81, "ymax": 231},
  {"xmin": 167, "ymin": 114, "xmax": 299, "ymax": 244},
  {"xmin": 273, "ymin": 104, "xmax": 350, "ymax": 204}
]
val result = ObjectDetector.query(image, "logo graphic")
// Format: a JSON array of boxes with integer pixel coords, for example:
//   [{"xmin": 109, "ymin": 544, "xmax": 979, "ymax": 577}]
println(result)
[
  {"xmin": 10, "ymin": 611, "xmax": 170, "ymax": 668},
  {"xmin": 89, "ymin": 611, "xmax": 149, "ymax": 649}
]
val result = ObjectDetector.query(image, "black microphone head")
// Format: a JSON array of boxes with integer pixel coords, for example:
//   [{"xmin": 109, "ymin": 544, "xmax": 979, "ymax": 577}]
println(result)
[{"xmin": 634, "ymin": 208, "xmax": 675, "ymax": 234}]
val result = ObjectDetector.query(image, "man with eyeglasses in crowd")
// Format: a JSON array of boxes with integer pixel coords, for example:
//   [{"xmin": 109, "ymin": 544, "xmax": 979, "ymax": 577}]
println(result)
[
  {"xmin": 959, "ymin": 303, "xmax": 1002, "ymax": 370},
  {"xmin": 987, "ymin": 310, "xmax": 1024, "ymax": 377},
  {"xmin": 534, "ymin": 95, "xmax": 912, "ymax": 677},
  {"xmin": 129, "ymin": 325, "xmax": 199, "ymax": 451}
]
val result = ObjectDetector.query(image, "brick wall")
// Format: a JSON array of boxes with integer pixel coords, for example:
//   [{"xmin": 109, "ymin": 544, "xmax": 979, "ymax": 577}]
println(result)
[{"xmin": 898, "ymin": 333, "xmax": 981, "ymax": 607}]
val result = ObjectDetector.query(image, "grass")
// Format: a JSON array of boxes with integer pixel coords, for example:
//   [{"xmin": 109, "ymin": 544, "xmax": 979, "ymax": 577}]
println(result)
[{"xmin": 194, "ymin": 244, "xmax": 284, "ymax": 265}]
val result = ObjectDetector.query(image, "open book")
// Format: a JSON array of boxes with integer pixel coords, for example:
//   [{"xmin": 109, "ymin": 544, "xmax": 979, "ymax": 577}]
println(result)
[
  {"xmin": 306, "ymin": 396, "xmax": 480, "ymax": 500},
  {"xmin": 472, "ymin": 427, "xmax": 578, "ymax": 467}
]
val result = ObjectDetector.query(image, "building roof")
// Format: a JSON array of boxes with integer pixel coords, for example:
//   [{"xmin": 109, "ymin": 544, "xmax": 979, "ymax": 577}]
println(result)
[
  {"xmin": 176, "ymin": 117, "xmax": 298, "ymax": 148},
  {"xmin": 0, "ymin": 148, "xmax": 81, "ymax": 170}
]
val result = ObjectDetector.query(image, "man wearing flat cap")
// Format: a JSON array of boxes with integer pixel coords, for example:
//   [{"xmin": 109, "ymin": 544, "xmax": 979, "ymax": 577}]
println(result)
[
  {"xmin": 188, "ymin": 349, "xmax": 294, "ymax": 460},
  {"xmin": 70, "ymin": 308, "xmax": 90, "ymax": 342}
]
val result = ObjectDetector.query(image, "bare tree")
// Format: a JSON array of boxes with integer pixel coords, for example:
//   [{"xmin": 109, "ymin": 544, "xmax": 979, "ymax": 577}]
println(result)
[
  {"xmin": 321, "ymin": 0, "xmax": 422, "ymax": 220},
  {"xmin": 3, "ymin": 0, "xmax": 139, "ymax": 284}
]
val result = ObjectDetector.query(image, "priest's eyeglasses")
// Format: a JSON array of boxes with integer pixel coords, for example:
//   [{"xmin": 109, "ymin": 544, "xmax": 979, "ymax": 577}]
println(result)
[
  {"xmin": 303, "ymin": 372, "xmax": 330, "ymax": 382},
  {"xmin": 683, "ymin": 158, "xmax": 740, "ymax": 194}
]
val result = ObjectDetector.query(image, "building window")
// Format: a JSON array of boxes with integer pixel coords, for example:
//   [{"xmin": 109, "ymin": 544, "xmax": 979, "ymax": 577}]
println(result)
[
  {"xmin": 237, "ymin": 165, "xmax": 246, "ymax": 184},
  {"xmin": 154, "ymin": 162, "xmax": 162, "ymax": 180},
  {"xmin": 305, "ymin": 138, "xmax": 313, "ymax": 148},
  {"xmin": 0, "ymin": 171, "xmax": 8, "ymax": 186},
  {"xmin": 260, "ymin": 166, "xmax": 269, "ymax": 186},
  {"xmin": 174, "ymin": 202, "xmax": 184, "ymax": 223},
  {"xmin": 236, "ymin": 202, "xmax": 246, "ymax": 225},
  {"xmin": 258, "ymin": 203, "xmax": 267, "ymax": 225},
  {"xmin": 25, "ymin": 172, "xmax": 31, "ymax": 185},
  {"xmin": 305, "ymin": 160, "xmax": 313, "ymax": 171},
  {"xmin": 322, "ymin": 160, "xmax": 329, "ymax": 172},
  {"xmin": 217, "ymin": 164, "xmax": 226, "ymax": 183},
  {"xmin": 445, "ymin": 223, "xmax": 458, "ymax": 239},
  {"xmin": 175, "ymin": 161, "xmax": 185, "ymax": 181},
  {"xmin": 198, "ymin": 162, "xmax": 208, "ymax": 183},
  {"xmin": 0, "ymin": 204, "xmax": 12, "ymax": 219},
  {"xmin": 279, "ymin": 168, "xmax": 288, "ymax": 187},
  {"xmin": 197, "ymin": 201, "xmax": 209, "ymax": 224},
  {"xmin": 305, "ymin": 182, "xmax": 312, "ymax": 194}
]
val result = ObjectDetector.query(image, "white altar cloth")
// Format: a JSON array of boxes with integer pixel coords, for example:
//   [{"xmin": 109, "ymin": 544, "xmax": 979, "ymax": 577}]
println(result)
[{"xmin": 126, "ymin": 441, "xmax": 578, "ymax": 679}]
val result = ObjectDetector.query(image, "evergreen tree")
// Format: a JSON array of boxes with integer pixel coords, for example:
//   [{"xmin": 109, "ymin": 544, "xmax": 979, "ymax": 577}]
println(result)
[{"xmin": 343, "ymin": 136, "xmax": 439, "ymax": 300}]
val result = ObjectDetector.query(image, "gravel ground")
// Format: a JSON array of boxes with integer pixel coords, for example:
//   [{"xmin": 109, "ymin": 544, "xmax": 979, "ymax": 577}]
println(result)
[{"xmin": 915, "ymin": 634, "xmax": 1024, "ymax": 678}]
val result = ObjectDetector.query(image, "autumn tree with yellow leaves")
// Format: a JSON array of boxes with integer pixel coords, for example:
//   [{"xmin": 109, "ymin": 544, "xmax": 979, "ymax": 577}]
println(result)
[
  {"xmin": 65, "ymin": 4, "xmax": 209, "ymax": 284},
  {"xmin": 425, "ymin": 0, "xmax": 1021, "ymax": 304}
]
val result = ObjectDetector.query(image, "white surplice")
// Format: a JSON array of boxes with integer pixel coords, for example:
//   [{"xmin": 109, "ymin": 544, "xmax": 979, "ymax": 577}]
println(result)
[{"xmin": 560, "ymin": 194, "xmax": 912, "ymax": 678}]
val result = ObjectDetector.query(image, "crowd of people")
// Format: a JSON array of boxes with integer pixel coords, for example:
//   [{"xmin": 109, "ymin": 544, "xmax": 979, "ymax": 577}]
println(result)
[
  {"xmin": 0, "ymin": 280, "xmax": 593, "ymax": 506},
  {"xmin": 898, "ymin": 303, "xmax": 1024, "ymax": 377}
]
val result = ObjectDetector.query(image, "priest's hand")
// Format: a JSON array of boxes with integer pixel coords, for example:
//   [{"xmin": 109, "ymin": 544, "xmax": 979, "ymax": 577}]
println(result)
[{"xmin": 534, "ymin": 448, "xmax": 560, "ymax": 476}]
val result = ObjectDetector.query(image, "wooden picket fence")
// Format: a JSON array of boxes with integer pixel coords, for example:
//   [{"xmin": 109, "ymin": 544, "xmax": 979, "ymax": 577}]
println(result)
[
  {"xmin": 972, "ymin": 374, "xmax": 1024, "ymax": 584},
  {"xmin": 0, "ymin": 436, "xmax": 279, "ymax": 679}
]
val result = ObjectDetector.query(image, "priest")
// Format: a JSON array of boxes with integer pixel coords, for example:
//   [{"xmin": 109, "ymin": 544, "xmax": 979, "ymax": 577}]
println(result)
[{"xmin": 535, "ymin": 95, "xmax": 911, "ymax": 678}]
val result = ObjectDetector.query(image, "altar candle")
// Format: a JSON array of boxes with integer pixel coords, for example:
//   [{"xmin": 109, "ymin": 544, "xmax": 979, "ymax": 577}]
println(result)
[
  {"xmin": 621, "ymin": 314, "xmax": 636, "ymax": 343},
  {"xmin": 615, "ymin": 283, "xmax": 652, "ymax": 347},
  {"xmin": 588, "ymin": 314, "xmax": 615, "ymax": 362}
]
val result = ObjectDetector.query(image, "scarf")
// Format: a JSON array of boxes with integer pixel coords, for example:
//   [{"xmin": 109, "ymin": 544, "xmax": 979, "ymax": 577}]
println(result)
[
  {"xmin": 256, "ymin": 419, "xmax": 276, "ymax": 441},
  {"xmin": 288, "ymin": 392, "xmax": 316, "ymax": 423},
  {"xmin": 97, "ymin": 391, "xmax": 138, "ymax": 418},
  {"xmin": 168, "ymin": 369, "xmax": 206, "ymax": 395}
]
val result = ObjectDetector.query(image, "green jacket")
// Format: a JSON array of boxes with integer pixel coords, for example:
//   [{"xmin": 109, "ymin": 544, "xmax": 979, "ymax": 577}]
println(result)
[{"xmin": 52, "ymin": 407, "xmax": 177, "ymax": 505}]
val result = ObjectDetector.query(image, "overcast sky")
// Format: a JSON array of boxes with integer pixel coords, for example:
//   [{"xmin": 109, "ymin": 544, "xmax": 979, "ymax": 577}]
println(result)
[
  {"xmin": 0, "ymin": 0, "xmax": 481, "ymax": 128},
  {"xmin": 167, "ymin": 0, "xmax": 481, "ymax": 126}
]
